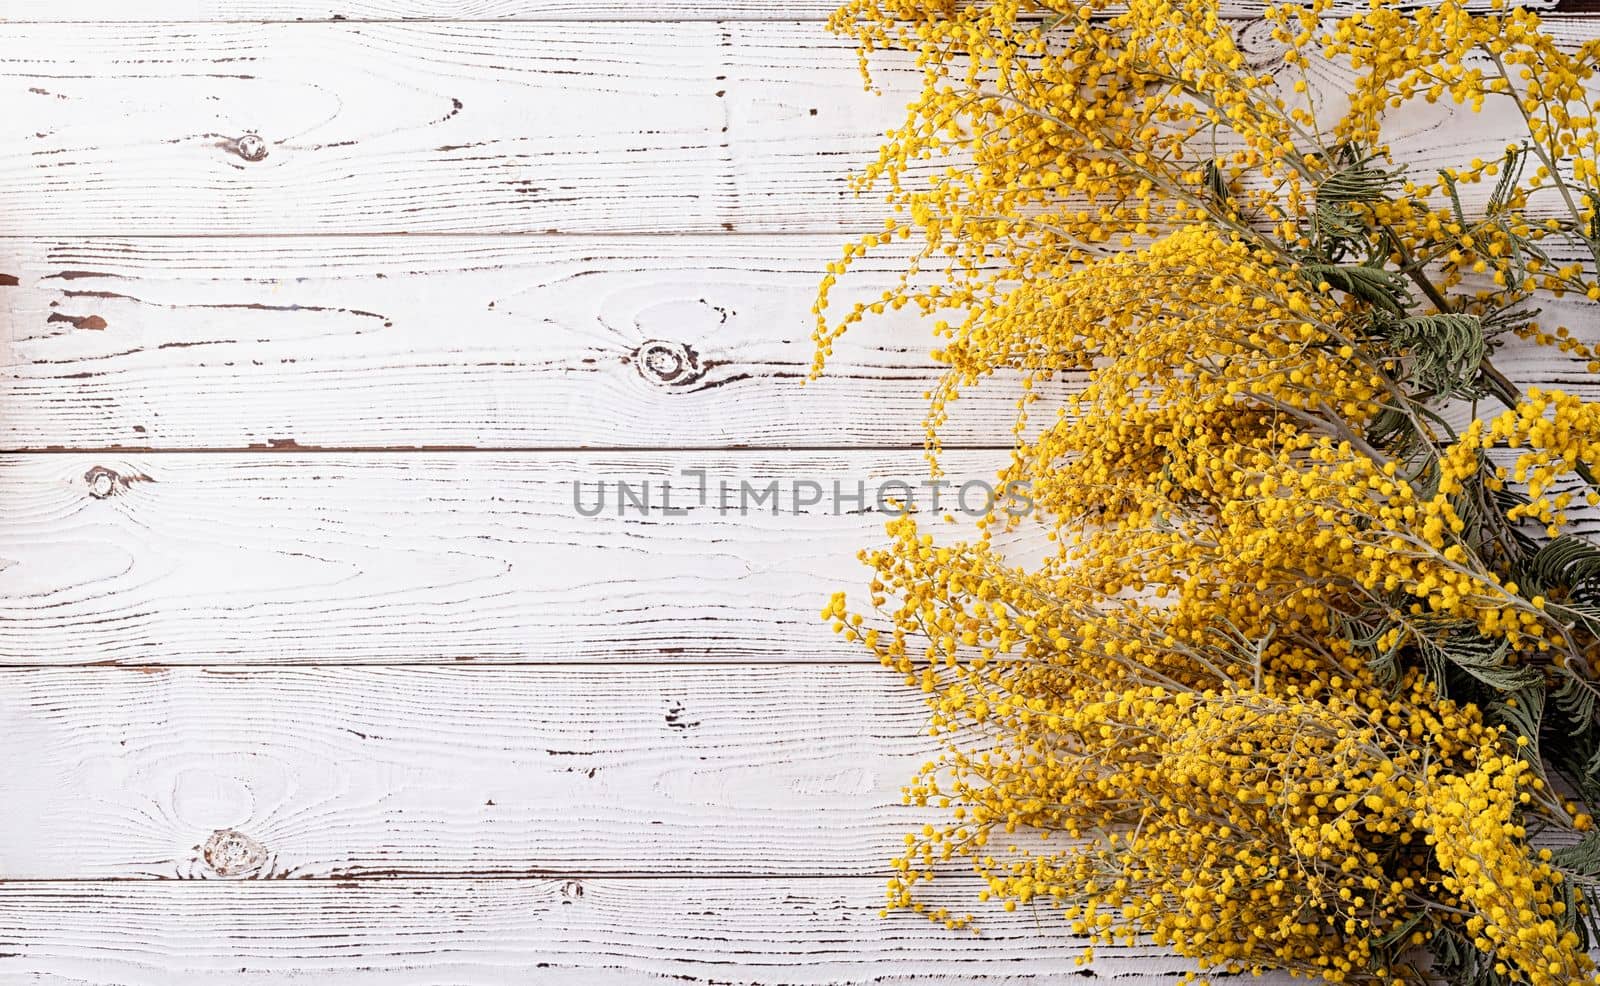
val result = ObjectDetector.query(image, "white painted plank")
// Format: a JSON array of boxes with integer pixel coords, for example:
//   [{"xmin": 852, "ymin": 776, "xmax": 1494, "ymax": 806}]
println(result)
[
  {"xmin": 3, "ymin": 18, "xmax": 1592, "ymax": 236},
  {"xmin": 0, "ymin": 878, "xmax": 1288, "ymax": 985},
  {"xmin": 2, "ymin": 236, "xmax": 1594, "ymax": 452},
  {"xmin": 0, "ymin": 664, "xmax": 944, "ymax": 879},
  {"xmin": 1, "ymin": 449, "xmax": 1579, "ymax": 671},
  {"xmin": 0, "ymin": 450, "xmax": 1039, "ymax": 665},
  {"xmin": 0, "ymin": 0, "xmax": 1552, "ymax": 20},
  {"xmin": 0, "ymin": 236, "xmax": 1067, "ymax": 451},
  {"xmin": 1, "ymin": 21, "xmax": 913, "ymax": 236}
]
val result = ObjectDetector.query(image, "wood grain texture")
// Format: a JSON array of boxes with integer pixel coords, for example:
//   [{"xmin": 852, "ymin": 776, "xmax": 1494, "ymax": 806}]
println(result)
[
  {"xmin": 1, "ymin": 21, "xmax": 913, "ymax": 236},
  {"xmin": 0, "ymin": 7, "xmax": 1583, "ymax": 984},
  {"xmin": 3, "ymin": 18, "xmax": 1592, "ymax": 237},
  {"xmin": 1, "ymin": 0, "xmax": 1551, "ymax": 20},
  {"xmin": 0, "ymin": 236, "xmax": 1070, "ymax": 451},
  {"xmin": 0, "ymin": 450, "xmax": 1041, "ymax": 665},
  {"xmin": 0, "ymin": 664, "xmax": 946, "ymax": 879},
  {"xmin": 1, "ymin": 236, "xmax": 1594, "ymax": 451},
  {"xmin": 0, "ymin": 878, "xmax": 1296, "ymax": 985}
]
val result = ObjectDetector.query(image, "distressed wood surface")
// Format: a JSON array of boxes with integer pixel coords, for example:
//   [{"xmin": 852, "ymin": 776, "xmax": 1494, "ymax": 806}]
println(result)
[
  {"xmin": 0, "ymin": 236, "xmax": 1070, "ymax": 451},
  {"xmin": 1, "ymin": 3, "xmax": 1591, "ymax": 983},
  {"xmin": 1, "ymin": 0, "xmax": 1553, "ymax": 20},
  {"xmin": 1, "ymin": 236, "xmax": 1594, "ymax": 452},
  {"xmin": 3, "ymin": 18, "xmax": 1596, "ymax": 237},
  {"xmin": 0, "ymin": 450, "xmax": 1040, "ymax": 665},
  {"xmin": 1, "ymin": 21, "xmax": 910, "ymax": 237},
  {"xmin": 0, "ymin": 664, "xmax": 945, "ymax": 879},
  {"xmin": 0, "ymin": 878, "xmax": 1286, "ymax": 986}
]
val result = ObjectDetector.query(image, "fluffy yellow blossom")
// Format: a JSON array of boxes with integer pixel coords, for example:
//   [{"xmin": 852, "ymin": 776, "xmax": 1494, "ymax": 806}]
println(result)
[{"xmin": 816, "ymin": 0, "xmax": 1600, "ymax": 983}]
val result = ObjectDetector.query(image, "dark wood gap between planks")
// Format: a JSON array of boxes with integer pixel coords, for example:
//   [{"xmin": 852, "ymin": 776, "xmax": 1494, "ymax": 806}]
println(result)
[
  {"xmin": 2, "ymin": 445, "xmax": 1008, "ymax": 454},
  {"xmin": 0, "ymin": 659, "xmax": 894, "ymax": 668},
  {"xmin": 2, "ymin": 15, "xmax": 854, "ymax": 21},
  {"xmin": 0, "ymin": 231, "xmax": 897, "ymax": 240},
  {"xmin": 0, "ymin": 872, "xmax": 904, "ymax": 883},
  {"xmin": 0, "ymin": 12, "xmax": 1265, "ymax": 24}
]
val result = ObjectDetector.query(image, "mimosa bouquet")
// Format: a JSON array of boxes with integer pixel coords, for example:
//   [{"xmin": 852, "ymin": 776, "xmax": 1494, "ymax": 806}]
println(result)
[{"xmin": 816, "ymin": 2, "xmax": 1600, "ymax": 982}]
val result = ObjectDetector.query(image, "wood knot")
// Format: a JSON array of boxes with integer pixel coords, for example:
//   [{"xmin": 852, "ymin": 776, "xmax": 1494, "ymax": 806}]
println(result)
[
  {"xmin": 201, "ymin": 828, "xmax": 267, "ymax": 877},
  {"xmin": 665, "ymin": 700, "xmax": 700, "ymax": 730},
  {"xmin": 632, "ymin": 340, "xmax": 702, "ymax": 387},
  {"xmin": 234, "ymin": 133, "xmax": 269, "ymax": 162},
  {"xmin": 561, "ymin": 879, "xmax": 584, "ymax": 901},
  {"xmin": 1235, "ymin": 21, "xmax": 1287, "ymax": 70},
  {"xmin": 84, "ymin": 466, "xmax": 153, "ymax": 499},
  {"xmin": 84, "ymin": 466, "xmax": 120, "ymax": 499}
]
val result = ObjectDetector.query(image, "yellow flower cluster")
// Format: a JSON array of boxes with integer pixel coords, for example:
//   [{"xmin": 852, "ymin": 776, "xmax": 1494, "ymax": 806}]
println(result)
[
  {"xmin": 814, "ymin": 0, "xmax": 1600, "ymax": 982},
  {"xmin": 827, "ymin": 494, "xmax": 1590, "ymax": 980},
  {"xmin": 1328, "ymin": 0, "xmax": 1600, "ymax": 366},
  {"xmin": 1449, "ymin": 390, "xmax": 1600, "ymax": 536},
  {"xmin": 1423, "ymin": 757, "xmax": 1587, "ymax": 985}
]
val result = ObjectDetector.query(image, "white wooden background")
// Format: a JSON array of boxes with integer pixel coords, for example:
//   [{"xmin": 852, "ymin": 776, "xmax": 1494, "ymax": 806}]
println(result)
[{"xmin": 0, "ymin": 2, "xmax": 1587, "ymax": 983}]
